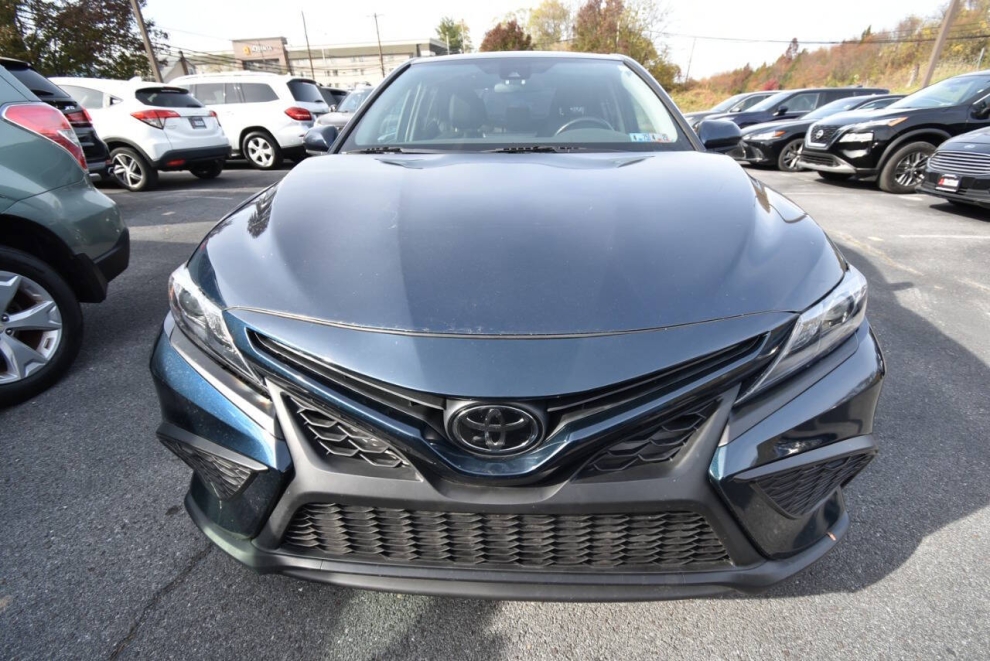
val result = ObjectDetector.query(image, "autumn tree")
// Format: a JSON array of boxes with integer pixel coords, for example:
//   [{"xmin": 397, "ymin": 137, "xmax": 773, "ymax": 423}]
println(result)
[
  {"xmin": 436, "ymin": 16, "xmax": 472, "ymax": 54},
  {"xmin": 0, "ymin": 0, "xmax": 166, "ymax": 78},
  {"xmin": 527, "ymin": 0, "xmax": 571, "ymax": 50},
  {"xmin": 572, "ymin": 0, "xmax": 680, "ymax": 87},
  {"xmin": 480, "ymin": 20, "xmax": 534, "ymax": 52}
]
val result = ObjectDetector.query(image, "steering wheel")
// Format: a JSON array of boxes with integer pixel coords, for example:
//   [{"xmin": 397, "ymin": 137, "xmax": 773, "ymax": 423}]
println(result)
[{"xmin": 554, "ymin": 116, "xmax": 614, "ymax": 136}]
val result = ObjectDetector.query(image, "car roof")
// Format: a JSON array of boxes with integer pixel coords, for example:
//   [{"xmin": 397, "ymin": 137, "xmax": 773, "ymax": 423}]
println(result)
[
  {"xmin": 0, "ymin": 56, "xmax": 30, "ymax": 69},
  {"xmin": 172, "ymin": 72, "xmax": 317, "ymax": 84},
  {"xmin": 411, "ymin": 50, "xmax": 627, "ymax": 66},
  {"xmin": 49, "ymin": 77, "xmax": 191, "ymax": 94}
]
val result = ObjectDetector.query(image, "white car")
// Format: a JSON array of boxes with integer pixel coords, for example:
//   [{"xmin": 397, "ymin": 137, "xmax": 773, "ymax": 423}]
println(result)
[
  {"xmin": 50, "ymin": 77, "xmax": 230, "ymax": 191},
  {"xmin": 171, "ymin": 72, "xmax": 328, "ymax": 170}
]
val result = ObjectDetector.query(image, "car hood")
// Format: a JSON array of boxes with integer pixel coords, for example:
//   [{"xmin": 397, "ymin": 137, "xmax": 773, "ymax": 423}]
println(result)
[
  {"xmin": 707, "ymin": 110, "xmax": 773, "ymax": 125},
  {"xmin": 811, "ymin": 105, "xmax": 922, "ymax": 128},
  {"xmin": 194, "ymin": 151, "xmax": 843, "ymax": 336},
  {"xmin": 941, "ymin": 126, "xmax": 990, "ymax": 148},
  {"xmin": 741, "ymin": 118, "xmax": 812, "ymax": 135}
]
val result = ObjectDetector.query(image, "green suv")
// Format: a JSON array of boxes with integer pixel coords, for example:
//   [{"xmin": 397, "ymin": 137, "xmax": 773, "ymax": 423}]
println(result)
[{"xmin": 1, "ymin": 63, "xmax": 129, "ymax": 405}]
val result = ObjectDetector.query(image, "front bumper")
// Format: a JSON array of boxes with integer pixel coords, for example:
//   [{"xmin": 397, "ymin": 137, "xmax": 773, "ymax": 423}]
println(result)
[
  {"xmin": 737, "ymin": 141, "xmax": 778, "ymax": 165},
  {"xmin": 799, "ymin": 145, "xmax": 882, "ymax": 177},
  {"xmin": 918, "ymin": 171, "xmax": 990, "ymax": 208},
  {"xmin": 150, "ymin": 317, "xmax": 885, "ymax": 600}
]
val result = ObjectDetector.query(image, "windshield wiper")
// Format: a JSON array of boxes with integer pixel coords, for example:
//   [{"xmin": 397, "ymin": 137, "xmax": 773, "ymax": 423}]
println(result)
[
  {"xmin": 346, "ymin": 146, "xmax": 415, "ymax": 154},
  {"xmin": 485, "ymin": 145, "xmax": 592, "ymax": 153}
]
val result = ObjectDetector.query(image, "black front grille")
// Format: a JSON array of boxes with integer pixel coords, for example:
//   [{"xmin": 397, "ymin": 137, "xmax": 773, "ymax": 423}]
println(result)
[
  {"xmin": 807, "ymin": 124, "xmax": 839, "ymax": 146},
  {"xmin": 755, "ymin": 451, "xmax": 875, "ymax": 517},
  {"xmin": 283, "ymin": 503, "xmax": 730, "ymax": 570},
  {"xmin": 160, "ymin": 438, "xmax": 256, "ymax": 500},
  {"xmin": 580, "ymin": 401, "xmax": 717, "ymax": 475},
  {"xmin": 800, "ymin": 153, "xmax": 837, "ymax": 167},
  {"xmin": 288, "ymin": 395, "xmax": 410, "ymax": 469}
]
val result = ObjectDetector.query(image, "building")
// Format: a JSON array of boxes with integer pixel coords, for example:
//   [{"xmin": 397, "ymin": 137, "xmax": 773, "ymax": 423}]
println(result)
[{"xmin": 176, "ymin": 37, "xmax": 447, "ymax": 89}]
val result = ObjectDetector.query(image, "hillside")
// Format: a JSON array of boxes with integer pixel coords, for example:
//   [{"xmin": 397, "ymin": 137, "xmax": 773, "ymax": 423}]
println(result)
[{"xmin": 671, "ymin": 1, "xmax": 990, "ymax": 111}]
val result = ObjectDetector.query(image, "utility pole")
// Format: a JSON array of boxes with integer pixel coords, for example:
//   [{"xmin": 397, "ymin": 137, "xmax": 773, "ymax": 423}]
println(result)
[
  {"xmin": 684, "ymin": 38, "xmax": 697, "ymax": 82},
  {"xmin": 372, "ymin": 13, "xmax": 386, "ymax": 78},
  {"xmin": 128, "ymin": 0, "xmax": 162, "ymax": 82},
  {"xmin": 922, "ymin": 0, "xmax": 962, "ymax": 87},
  {"xmin": 301, "ymin": 11, "xmax": 316, "ymax": 80}
]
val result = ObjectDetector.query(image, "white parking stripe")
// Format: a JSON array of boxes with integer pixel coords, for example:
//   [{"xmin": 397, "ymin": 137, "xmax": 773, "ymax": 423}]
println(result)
[{"xmin": 897, "ymin": 234, "xmax": 990, "ymax": 240}]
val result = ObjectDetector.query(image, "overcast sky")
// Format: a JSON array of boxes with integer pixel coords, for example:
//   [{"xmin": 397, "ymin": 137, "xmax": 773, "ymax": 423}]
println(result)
[{"xmin": 144, "ymin": 0, "xmax": 949, "ymax": 79}]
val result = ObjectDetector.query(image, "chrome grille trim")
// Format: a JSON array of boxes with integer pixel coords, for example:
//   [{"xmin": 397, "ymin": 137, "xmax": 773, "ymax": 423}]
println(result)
[{"xmin": 928, "ymin": 150, "xmax": 990, "ymax": 177}]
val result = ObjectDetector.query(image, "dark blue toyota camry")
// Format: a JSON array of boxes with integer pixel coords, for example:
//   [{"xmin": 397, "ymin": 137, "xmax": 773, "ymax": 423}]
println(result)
[{"xmin": 151, "ymin": 52, "xmax": 884, "ymax": 600}]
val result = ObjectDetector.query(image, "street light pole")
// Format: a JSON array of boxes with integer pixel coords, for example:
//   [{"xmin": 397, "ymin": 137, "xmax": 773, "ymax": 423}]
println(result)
[
  {"xmin": 301, "ymin": 11, "xmax": 316, "ymax": 80},
  {"xmin": 372, "ymin": 12, "xmax": 386, "ymax": 78},
  {"xmin": 922, "ymin": 0, "xmax": 962, "ymax": 88},
  {"xmin": 128, "ymin": 0, "xmax": 162, "ymax": 82}
]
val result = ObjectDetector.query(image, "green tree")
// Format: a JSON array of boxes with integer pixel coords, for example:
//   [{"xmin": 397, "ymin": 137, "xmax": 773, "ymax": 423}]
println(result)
[
  {"xmin": 0, "ymin": 0, "xmax": 167, "ymax": 78},
  {"xmin": 572, "ymin": 0, "xmax": 680, "ymax": 87},
  {"xmin": 527, "ymin": 0, "xmax": 571, "ymax": 50},
  {"xmin": 479, "ymin": 20, "xmax": 534, "ymax": 52},
  {"xmin": 436, "ymin": 16, "xmax": 472, "ymax": 54}
]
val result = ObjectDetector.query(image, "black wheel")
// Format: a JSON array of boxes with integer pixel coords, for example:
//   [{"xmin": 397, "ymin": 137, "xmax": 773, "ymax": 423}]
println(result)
[
  {"xmin": 879, "ymin": 141, "xmax": 935, "ymax": 194},
  {"xmin": 241, "ymin": 131, "xmax": 283, "ymax": 170},
  {"xmin": 817, "ymin": 171, "xmax": 852, "ymax": 182},
  {"xmin": 777, "ymin": 139, "xmax": 805, "ymax": 172},
  {"xmin": 0, "ymin": 247, "xmax": 83, "ymax": 407},
  {"xmin": 190, "ymin": 160, "xmax": 224, "ymax": 179},
  {"xmin": 110, "ymin": 146, "xmax": 159, "ymax": 192}
]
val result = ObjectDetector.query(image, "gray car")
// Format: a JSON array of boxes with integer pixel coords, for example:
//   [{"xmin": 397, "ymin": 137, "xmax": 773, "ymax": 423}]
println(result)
[
  {"xmin": 0, "ymin": 63, "xmax": 129, "ymax": 405},
  {"xmin": 314, "ymin": 87, "xmax": 373, "ymax": 130}
]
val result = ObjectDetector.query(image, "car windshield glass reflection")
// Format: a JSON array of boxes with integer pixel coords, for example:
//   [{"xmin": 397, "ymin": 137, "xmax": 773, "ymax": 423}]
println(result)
[
  {"xmin": 338, "ymin": 89, "xmax": 371, "ymax": 112},
  {"xmin": 889, "ymin": 75, "xmax": 990, "ymax": 109},
  {"xmin": 342, "ymin": 57, "xmax": 690, "ymax": 153}
]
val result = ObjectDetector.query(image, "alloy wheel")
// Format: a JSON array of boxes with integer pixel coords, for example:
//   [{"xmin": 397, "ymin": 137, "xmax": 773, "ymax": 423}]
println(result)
[
  {"xmin": 246, "ymin": 136, "xmax": 275, "ymax": 168},
  {"xmin": 780, "ymin": 142, "xmax": 803, "ymax": 171},
  {"xmin": 112, "ymin": 152, "xmax": 145, "ymax": 189},
  {"xmin": 0, "ymin": 271, "xmax": 63, "ymax": 384},
  {"xmin": 893, "ymin": 150, "xmax": 929, "ymax": 188}
]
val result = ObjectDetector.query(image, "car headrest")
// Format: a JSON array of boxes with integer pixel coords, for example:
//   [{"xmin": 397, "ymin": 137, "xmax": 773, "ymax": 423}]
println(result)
[{"xmin": 449, "ymin": 91, "xmax": 487, "ymax": 131}]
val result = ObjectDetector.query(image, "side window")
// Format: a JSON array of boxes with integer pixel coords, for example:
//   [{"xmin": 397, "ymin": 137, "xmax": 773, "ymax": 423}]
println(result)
[
  {"xmin": 784, "ymin": 92, "xmax": 819, "ymax": 112},
  {"xmin": 195, "ymin": 82, "xmax": 225, "ymax": 105},
  {"xmin": 240, "ymin": 83, "xmax": 279, "ymax": 103},
  {"xmin": 224, "ymin": 83, "xmax": 241, "ymax": 104},
  {"xmin": 57, "ymin": 84, "xmax": 104, "ymax": 109},
  {"xmin": 822, "ymin": 90, "xmax": 852, "ymax": 104}
]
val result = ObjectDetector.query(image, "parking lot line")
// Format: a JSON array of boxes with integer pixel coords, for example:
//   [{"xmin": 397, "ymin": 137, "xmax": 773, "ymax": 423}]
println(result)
[{"xmin": 897, "ymin": 234, "xmax": 990, "ymax": 240}]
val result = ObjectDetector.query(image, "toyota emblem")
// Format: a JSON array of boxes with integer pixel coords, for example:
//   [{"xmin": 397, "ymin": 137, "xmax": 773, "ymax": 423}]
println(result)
[{"xmin": 447, "ymin": 404, "xmax": 543, "ymax": 455}]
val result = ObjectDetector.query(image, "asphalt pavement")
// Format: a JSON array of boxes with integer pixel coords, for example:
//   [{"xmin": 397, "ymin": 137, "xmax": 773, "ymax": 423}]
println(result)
[{"xmin": 1, "ymin": 161, "xmax": 989, "ymax": 660}]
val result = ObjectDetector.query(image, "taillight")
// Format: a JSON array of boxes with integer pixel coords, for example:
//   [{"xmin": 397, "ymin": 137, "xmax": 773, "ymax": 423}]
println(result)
[
  {"xmin": 131, "ymin": 109, "xmax": 180, "ymax": 129},
  {"xmin": 284, "ymin": 106, "xmax": 313, "ymax": 121},
  {"xmin": 209, "ymin": 109, "xmax": 221, "ymax": 127},
  {"xmin": 64, "ymin": 106, "xmax": 92, "ymax": 127},
  {"xmin": 2, "ymin": 102, "xmax": 86, "ymax": 171}
]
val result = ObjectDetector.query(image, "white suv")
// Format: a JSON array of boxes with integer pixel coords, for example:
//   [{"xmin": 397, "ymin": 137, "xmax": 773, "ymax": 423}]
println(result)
[
  {"xmin": 50, "ymin": 78, "xmax": 230, "ymax": 191},
  {"xmin": 172, "ymin": 72, "xmax": 328, "ymax": 169}
]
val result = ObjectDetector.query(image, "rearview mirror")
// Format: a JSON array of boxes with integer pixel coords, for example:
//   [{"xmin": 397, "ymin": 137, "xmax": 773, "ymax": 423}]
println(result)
[
  {"xmin": 696, "ymin": 119, "xmax": 742, "ymax": 154},
  {"xmin": 304, "ymin": 125, "xmax": 339, "ymax": 155}
]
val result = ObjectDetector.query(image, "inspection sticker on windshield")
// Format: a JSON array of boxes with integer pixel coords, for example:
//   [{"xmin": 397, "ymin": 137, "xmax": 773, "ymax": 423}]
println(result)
[
  {"xmin": 629, "ymin": 132, "xmax": 673, "ymax": 143},
  {"xmin": 936, "ymin": 174, "xmax": 960, "ymax": 192}
]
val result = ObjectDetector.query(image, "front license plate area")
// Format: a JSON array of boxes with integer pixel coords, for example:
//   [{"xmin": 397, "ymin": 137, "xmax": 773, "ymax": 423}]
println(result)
[{"xmin": 936, "ymin": 174, "xmax": 960, "ymax": 192}]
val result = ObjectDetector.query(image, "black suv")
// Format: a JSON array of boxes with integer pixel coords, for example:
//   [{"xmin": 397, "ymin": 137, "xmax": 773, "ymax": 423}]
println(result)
[
  {"xmin": 0, "ymin": 57, "xmax": 110, "ymax": 177},
  {"xmin": 706, "ymin": 87, "xmax": 889, "ymax": 129},
  {"xmin": 799, "ymin": 71, "xmax": 990, "ymax": 193}
]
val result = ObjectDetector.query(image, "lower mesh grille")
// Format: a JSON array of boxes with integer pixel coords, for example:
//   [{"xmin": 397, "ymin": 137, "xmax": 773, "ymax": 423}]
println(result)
[
  {"xmin": 160, "ymin": 438, "xmax": 256, "ymax": 500},
  {"xmin": 288, "ymin": 395, "xmax": 410, "ymax": 469},
  {"xmin": 283, "ymin": 504, "xmax": 730, "ymax": 570},
  {"xmin": 755, "ymin": 452, "xmax": 875, "ymax": 517},
  {"xmin": 580, "ymin": 401, "xmax": 716, "ymax": 475}
]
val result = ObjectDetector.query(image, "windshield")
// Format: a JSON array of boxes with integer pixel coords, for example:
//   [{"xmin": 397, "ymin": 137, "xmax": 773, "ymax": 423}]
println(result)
[
  {"xmin": 890, "ymin": 75, "xmax": 990, "ymax": 109},
  {"xmin": 746, "ymin": 92, "xmax": 789, "ymax": 113},
  {"xmin": 342, "ymin": 57, "xmax": 689, "ymax": 153},
  {"xmin": 338, "ymin": 89, "xmax": 371, "ymax": 112},
  {"xmin": 803, "ymin": 97, "xmax": 870, "ymax": 120},
  {"xmin": 710, "ymin": 93, "xmax": 748, "ymax": 113}
]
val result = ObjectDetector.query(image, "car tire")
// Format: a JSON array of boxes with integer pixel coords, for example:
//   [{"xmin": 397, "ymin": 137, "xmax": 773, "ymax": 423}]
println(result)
[
  {"xmin": 817, "ymin": 171, "xmax": 852, "ymax": 182},
  {"xmin": 879, "ymin": 141, "xmax": 935, "ymax": 194},
  {"xmin": 110, "ymin": 147, "xmax": 159, "ymax": 192},
  {"xmin": 190, "ymin": 160, "xmax": 224, "ymax": 179},
  {"xmin": 0, "ymin": 247, "xmax": 84, "ymax": 407},
  {"xmin": 242, "ymin": 131, "xmax": 283, "ymax": 170},
  {"xmin": 776, "ymin": 139, "xmax": 805, "ymax": 172}
]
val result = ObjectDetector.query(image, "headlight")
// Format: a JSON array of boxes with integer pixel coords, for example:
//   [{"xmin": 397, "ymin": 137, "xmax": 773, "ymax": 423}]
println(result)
[
  {"xmin": 745, "ymin": 129, "xmax": 786, "ymax": 141},
  {"xmin": 838, "ymin": 131, "xmax": 874, "ymax": 143},
  {"xmin": 742, "ymin": 266, "xmax": 868, "ymax": 399},
  {"xmin": 838, "ymin": 116, "xmax": 907, "ymax": 143},
  {"xmin": 168, "ymin": 265, "xmax": 258, "ymax": 384}
]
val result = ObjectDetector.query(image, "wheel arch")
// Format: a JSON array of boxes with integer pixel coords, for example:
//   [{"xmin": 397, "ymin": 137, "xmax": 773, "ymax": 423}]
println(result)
[
  {"xmin": 877, "ymin": 129, "xmax": 949, "ymax": 172},
  {"xmin": 239, "ymin": 126, "xmax": 279, "ymax": 150},
  {"xmin": 104, "ymin": 138, "xmax": 154, "ymax": 164}
]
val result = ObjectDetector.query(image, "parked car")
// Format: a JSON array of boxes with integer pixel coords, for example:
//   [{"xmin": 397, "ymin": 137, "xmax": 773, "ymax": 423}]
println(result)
[
  {"xmin": 799, "ymin": 71, "xmax": 990, "ymax": 193},
  {"xmin": 0, "ymin": 57, "xmax": 110, "ymax": 177},
  {"xmin": 918, "ymin": 126, "xmax": 990, "ymax": 208},
  {"xmin": 683, "ymin": 90, "xmax": 782, "ymax": 129},
  {"xmin": 318, "ymin": 86, "xmax": 347, "ymax": 108},
  {"xmin": 707, "ymin": 87, "xmax": 889, "ymax": 129},
  {"xmin": 738, "ymin": 94, "xmax": 904, "ymax": 171},
  {"xmin": 0, "ymin": 64, "xmax": 128, "ymax": 405},
  {"xmin": 151, "ymin": 52, "xmax": 884, "ymax": 600},
  {"xmin": 313, "ymin": 87, "xmax": 372, "ymax": 130},
  {"xmin": 50, "ymin": 77, "xmax": 230, "ymax": 192},
  {"xmin": 172, "ymin": 72, "xmax": 328, "ymax": 169}
]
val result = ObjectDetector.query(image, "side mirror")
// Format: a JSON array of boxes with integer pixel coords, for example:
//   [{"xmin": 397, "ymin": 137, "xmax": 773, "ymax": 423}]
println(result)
[
  {"xmin": 697, "ymin": 119, "xmax": 742, "ymax": 154},
  {"xmin": 973, "ymin": 99, "xmax": 990, "ymax": 119},
  {"xmin": 304, "ymin": 125, "xmax": 339, "ymax": 155},
  {"xmin": 329, "ymin": 104, "xmax": 337, "ymax": 113},
  {"xmin": 773, "ymin": 106, "xmax": 788, "ymax": 116}
]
